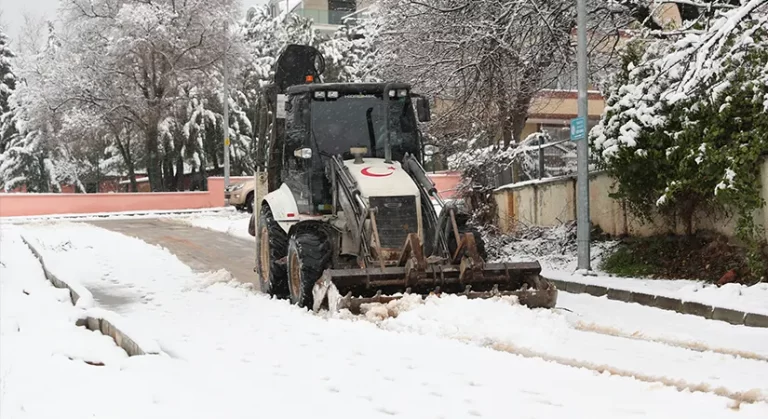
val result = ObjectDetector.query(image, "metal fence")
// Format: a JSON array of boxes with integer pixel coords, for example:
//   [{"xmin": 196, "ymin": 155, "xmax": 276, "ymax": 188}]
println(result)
[{"xmin": 488, "ymin": 139, "xmax": 578, "ymax": 188}]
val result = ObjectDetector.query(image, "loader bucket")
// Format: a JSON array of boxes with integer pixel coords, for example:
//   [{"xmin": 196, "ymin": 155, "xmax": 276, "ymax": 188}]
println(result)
[{"xmin": 311, "ymin": 232, "xmax": 558, "ymax": 315}]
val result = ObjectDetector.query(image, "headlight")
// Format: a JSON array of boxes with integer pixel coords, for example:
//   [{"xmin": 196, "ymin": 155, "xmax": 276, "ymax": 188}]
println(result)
[
  {"xmin": 230, "ymin": 183, "xmax": 244, "ymax": 191},
  {"xmin": 314, "ymin": 91, "xmax": 326, "ymax": 99},
  {"xmin": 327, "ymin": 91, "xmax": 339, "ymax": 99},
  {"xmin": 397, "ymin": 89, "xmax": 408, "ymax": 97}
]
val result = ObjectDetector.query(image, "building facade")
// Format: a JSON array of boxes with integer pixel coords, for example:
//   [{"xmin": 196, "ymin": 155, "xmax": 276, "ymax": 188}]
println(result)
[{"xmin": 268, "ymin": 0, "xmax": 369, "ymax": 34}]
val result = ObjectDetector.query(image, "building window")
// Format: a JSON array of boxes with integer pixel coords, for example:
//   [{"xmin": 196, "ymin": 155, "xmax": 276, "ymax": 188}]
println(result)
[{"xmin": 329, "ymin": 0, "xmax": 356, "ymax": 24}]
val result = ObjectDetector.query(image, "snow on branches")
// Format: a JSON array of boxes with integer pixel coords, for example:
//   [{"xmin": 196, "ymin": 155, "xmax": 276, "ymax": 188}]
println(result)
[{"xmin": 592, "ymin": 0, "xmax": 768, "ymax": 259}]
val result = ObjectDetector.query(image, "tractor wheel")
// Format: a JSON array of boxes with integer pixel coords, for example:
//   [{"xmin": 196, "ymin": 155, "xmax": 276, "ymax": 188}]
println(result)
[
  {"xmin": 447, "ymin": 225, "xmax": 488, "ymax": 261},
  {"xmin": 287, "ymin": 229, "xmax": 331, "ymax": 308},
  {"xmin": 257, "ymin": 205, "xmax": 289, "ymax": 297}
]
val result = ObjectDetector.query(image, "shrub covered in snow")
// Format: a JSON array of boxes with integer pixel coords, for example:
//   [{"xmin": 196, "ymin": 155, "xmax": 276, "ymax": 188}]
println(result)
[{"xmin": 591, "ymin": 0, "xmax": 768, "ymax": 275}]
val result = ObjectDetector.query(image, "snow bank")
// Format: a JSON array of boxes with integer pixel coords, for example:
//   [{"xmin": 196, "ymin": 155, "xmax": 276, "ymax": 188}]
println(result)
[
  {"xmin": 21, "ymin": 228, "xmax": 163, "ymax": 355},
  {"xmin": 487, "ymin": 224, "xmax": 768, "ymax": 316},
  {"xmin": 172, "ymin": 210, "xmax": 253, "ymax": 241},
  {"xmin": 485, "ymin": 222, "xmax": 618, "ymax": 272},
  {"xmin": 1, "ymin": 207, "xmax": 234, "ymax": 224},
  {"xmin": 557, "ymin": 292, "xmax": 768, "ymax": 359},
  {"xmin": 546, "ymin": 270, "xmax": 768, "ymax": 317},
  {"xmin": 15, "ymin": 220, "xmax": 768, "ymax": 418},
  {"xmin": 0, "ymin": 225, "xmax": 129, "ymax": 384}
]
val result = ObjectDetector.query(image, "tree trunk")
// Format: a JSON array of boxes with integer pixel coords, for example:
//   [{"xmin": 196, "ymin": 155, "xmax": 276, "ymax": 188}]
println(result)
[
  {"xmin": 37, "ymin": 155, "xmax": 50, "ymax": 193},
  {"xmin": 145, "ymin": 123, "xmax": 163, "ymax": 192},
  {"xmin": 162, "ymin": 135, "xmax": 176, "ymax": 191},
  {"xmin": 162, "ymin": 159, "xmax": 175, "ymax": 191},
  {"xmin": 114, "ymin": 134, "xmax": 138, "ymax": 192},
  {"xmin": 511, "ymin": 94, "xmax": 534, "ymax": 144},
  {"xmin": 497, "ymin": 99, "xmax": 513, "ymax": 148},
  {"xmin": 127, "ymin": 164, "xmax": 138, "ymax": 192},
  {"xmin": 175, "ymin": 156, "xmax": 185, "ymax": 191}
]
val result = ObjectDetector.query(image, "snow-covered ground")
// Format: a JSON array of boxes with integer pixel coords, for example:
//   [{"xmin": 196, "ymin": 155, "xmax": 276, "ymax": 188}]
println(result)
[
  {"xmin": 6, "ymin": 220, "xmax": 768, "ymax": 418},
  {"xmin": 0, "ymin": 226, "xmax": 134, "ymax": 418},
  {"xmin": 171, "ymin": 212, "xmax": 768, "ymax": 315},
  {"xmin": 350, "ymin": 294, "xmax": 768, "ymax": 400},
  {"xmin": 0, "ymin": 207, "xmax": 234, "ymax": 224},
  {"xmin": 173, "ymin": 209, "xmax": 253, "ymax": 241},
  {"xmin": 486, "ymin": 223, "xmax": 768, "ymax": 316},
  {"xmin": 172, "ymin": 204, "xmax": 444, "ymax": 241},
  {"xmin": 2, "ymin": 223, "xmax": 768, "ymax": 418}
]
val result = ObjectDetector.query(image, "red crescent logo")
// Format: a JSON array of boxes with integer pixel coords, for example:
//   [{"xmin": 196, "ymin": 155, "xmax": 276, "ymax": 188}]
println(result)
[{"xmin": 361, "ymin": 166, "xmax": 396, "ymax": 177}]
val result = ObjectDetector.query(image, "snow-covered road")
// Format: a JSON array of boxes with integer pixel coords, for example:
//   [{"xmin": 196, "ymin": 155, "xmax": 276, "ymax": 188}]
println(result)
[{"xmin": 5, "ymin": 220, "xmax": 768, "ymax": 418}]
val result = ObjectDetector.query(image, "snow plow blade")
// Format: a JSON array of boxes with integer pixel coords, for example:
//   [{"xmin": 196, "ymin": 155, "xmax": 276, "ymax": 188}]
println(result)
[{"xmin": 312, "ymin": 260, "xmax": 558, "ymax": 315}]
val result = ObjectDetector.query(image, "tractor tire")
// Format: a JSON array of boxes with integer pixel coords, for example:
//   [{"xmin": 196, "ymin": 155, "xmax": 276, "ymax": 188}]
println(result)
[
  {"xmin": 287, "ymin": 229, "xmax": 331, "ymax": 308},
  {"xmin": 447, "ymin": 225, "xmax": 488, "ymax": 261},
  {"xmin": 257, "ymin": 205, "xmax": 289, "ymax": 297}
]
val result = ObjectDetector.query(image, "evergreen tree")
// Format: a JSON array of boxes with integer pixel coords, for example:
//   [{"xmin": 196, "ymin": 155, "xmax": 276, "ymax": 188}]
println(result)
[{"xmin": 0, "ymin": 27, "xmax": 17, "ymax": 153}]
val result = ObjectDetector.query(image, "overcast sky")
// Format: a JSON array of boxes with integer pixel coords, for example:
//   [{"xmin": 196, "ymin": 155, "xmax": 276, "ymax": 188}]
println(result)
[{"xmin": 1, "ymin": 0, "xmax": 269, "ymax": 45}]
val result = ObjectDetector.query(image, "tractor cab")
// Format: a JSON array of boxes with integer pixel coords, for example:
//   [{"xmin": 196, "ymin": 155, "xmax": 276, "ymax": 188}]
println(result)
[{"xmin": 273, "ymin": 82, "xmax": 431, "ymax": 216}]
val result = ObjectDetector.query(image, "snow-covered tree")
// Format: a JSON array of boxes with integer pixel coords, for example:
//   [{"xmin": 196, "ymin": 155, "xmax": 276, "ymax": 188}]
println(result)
[
  {"xmin": 591, "ymin": 0, "xmax": 768, "ymax": 274},
  {"xmin": 52, "ymin": 0, "xmax": 242, "ymax": 192},
  {"xmin": 0, "ymin": 84, "xmax": 58, "ymax": 192},
  {"xmin": 319, "ymin": 16, "xmax": 381, "ymax": 83},
  {"xmin": 0, "ymin": 27, "xmax": 16, "ymax": 153},
  {"xmin": 240, "ymin": 5, "xmax": 318, "ymax": 171},
  {"xmin": 375, "ymin": 0, "xmax": 632, "ymax": 149}
]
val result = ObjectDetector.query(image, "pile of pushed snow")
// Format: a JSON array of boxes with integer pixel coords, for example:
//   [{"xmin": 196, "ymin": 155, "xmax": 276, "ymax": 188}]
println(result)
[
  {"xmin": 491, "ymin": 223, "xmax": 768, "ymax": 315},
  {"xmin": 173, "ymin": 210, "xmax": 253, "ymax": 241},
  {"xmin": 483, "ymin": 222, "xmax": 618, "ymax": 272}
]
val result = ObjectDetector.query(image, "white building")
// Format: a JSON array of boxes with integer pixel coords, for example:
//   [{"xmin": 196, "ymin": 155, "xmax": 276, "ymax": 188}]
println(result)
[{"xmin": 267, "ymin": 0, "xmax": 372, "ymax": 34}]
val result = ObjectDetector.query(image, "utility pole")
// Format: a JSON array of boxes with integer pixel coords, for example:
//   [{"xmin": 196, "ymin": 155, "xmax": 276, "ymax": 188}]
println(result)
[
  {"xmin": 576, "ymin": 0, "xmax": 591, "ymax": 271},
  {"xmin": 223, "ymin": 20, "xmax": 230, "ymax": 192}
]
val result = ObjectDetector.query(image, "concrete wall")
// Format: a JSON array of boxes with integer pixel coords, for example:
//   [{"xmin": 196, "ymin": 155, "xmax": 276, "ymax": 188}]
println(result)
[
  {"xmin": 527, "ymin": 90, "xmax": 606, "ymax": 121},
  {"xmin": 1, "ymin": 174, "xmax": 450, "ymax": 218},
  {"xmin": 0, "ymin": 176, "xmax": 237, "ymax": 218},
  {"xmin": 495, "ymin": 164, "xmax": 768, "ymax": 242}
]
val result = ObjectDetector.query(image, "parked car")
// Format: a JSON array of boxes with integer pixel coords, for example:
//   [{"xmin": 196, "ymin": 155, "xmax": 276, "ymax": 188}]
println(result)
[{"xmin": 225, "ymin": 179, "xmax": 256, "ymax": 213}]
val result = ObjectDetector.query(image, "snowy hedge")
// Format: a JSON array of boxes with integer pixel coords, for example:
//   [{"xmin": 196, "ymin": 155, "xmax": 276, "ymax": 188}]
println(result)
[{"xmin": 591, "ymin": 0, "xmax": 768, "ymax": 274}]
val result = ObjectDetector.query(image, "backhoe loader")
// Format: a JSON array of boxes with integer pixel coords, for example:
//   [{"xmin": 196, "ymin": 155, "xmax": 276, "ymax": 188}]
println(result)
[{"xmin": 249, "ymin": 44, "xmax": 557, "ymax": 313}]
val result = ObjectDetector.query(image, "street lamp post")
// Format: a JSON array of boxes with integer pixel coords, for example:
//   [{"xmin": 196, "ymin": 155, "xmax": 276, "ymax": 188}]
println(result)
[
  {"xmin": 576, "ymin": 0, "xmax": 591, "ymax": 271},
  {"xmin": 223, "ymin": 20, "xmax": 230, "ymax": 195}
]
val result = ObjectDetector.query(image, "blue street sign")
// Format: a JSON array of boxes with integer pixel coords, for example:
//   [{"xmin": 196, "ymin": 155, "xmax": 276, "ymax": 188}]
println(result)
[{"xmin": 570, "ymin": 117, "xmax": 586, "ymax": 141}]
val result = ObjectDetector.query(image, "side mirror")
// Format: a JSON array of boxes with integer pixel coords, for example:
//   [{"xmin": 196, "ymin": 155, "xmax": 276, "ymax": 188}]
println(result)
[{"xmin": 416, "ymin": 97, "xmax": 431, "ymax": 122}]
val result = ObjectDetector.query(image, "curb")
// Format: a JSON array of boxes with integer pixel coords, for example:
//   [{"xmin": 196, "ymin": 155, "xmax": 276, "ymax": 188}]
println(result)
[
  {"xmin": 22, "ymin": 236, "xmax": 162, "ymax": 356},
  {"xmin": 546, "ymin": 278, "xmax": 768, "ymax": 329},
  {"xmin": 2, "ymin": 207, "xmax": 234, "ymax": 223}
]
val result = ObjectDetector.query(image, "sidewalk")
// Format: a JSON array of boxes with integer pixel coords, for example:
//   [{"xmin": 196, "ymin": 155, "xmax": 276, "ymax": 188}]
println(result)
[{"xmin": 544, "ymin": 271, "xmax": 768, "ymax": 328}]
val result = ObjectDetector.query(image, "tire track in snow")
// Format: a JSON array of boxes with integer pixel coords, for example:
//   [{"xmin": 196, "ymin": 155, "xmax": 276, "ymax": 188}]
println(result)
[
  {"xmin": 358, "ymin": 309, "xmax": 768, "ymax": 405},
  {"xmin": 571, "ymin": 321, "xmax": 768, "ymax": 363},
  {"xmin": 345, "ymin": 295, "xmax": 768, "ymax": 405},
  {"xmin": 353, "ymin": 297, "xmax": 768, "ymax": 363},
  {"xmin": 484, "ymin": 340, "xmax": 765, "ymax": 407}
]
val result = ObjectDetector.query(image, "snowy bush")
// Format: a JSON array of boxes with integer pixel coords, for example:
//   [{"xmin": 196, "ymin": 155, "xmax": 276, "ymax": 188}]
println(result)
[{"xmin": 591, "ymin": 0, "xmax": 768, "ymax": 275}]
